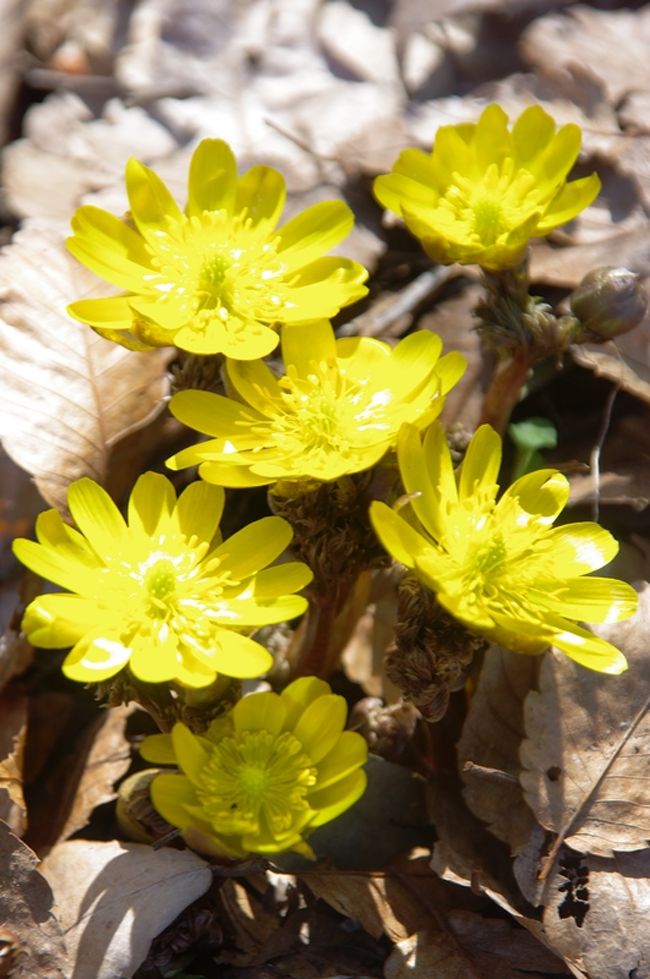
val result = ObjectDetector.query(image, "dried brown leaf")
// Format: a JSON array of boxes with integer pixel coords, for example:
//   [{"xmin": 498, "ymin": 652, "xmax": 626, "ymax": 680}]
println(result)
[
  {"xmin": 457, "ymin": 647, "xmax": 538, "ymax": 854},
  {"xmin": 520, "ymin": 584, "xmax": 650, "ymax": 859},
  {"xmin": 0, "ymin": 687, "xmax": 28, "ymax": 836},
  {"xmin": 571, "ymin": 316, "xmax": 650, "ymax": 405},
  {"xmin": 521, "ymin": 7, "xmax": 650, "ymax": 105},
  {"xmin": 40, "ymin": 839, "xmax": 212, "ymax": 979},
  {"xmin": 542, "ymin": 850, "xmax": 650, "ymax": 979},
  {"xmin": 385, "ymin": 913, "xmax": 567, "ymax": 979},
  {"xmin": 0, "ymin": 820, "xmax": 68, "ymax": 978},
  {"xmin": 25, "ymin": 702, "xmax": 133, "ymax": 852},
  {"xmin": 0, "ymin": 223, "xmax": 170, "ymax": 510}
]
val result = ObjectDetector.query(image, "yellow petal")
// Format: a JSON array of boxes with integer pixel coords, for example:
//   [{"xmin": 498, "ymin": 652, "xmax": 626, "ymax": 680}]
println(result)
[
  {"xmin": 308, "ymin": 768, "xmax": 367, "ymax": 826},
  {"xmin": 253, "ymin": 562, "xmax": 313, "ymax": 599},
  {"xmin": 233, "ymin": 691, "xmax": 286, "ymax": 734},
  {"xmin": 126, "ymin": 157, "xmax": 183, "ymax": 237},
  {"xmin": 316, "ymin": 730, "xmax": 368, "ymax": 789},
  {"xmin": 276, "ymin": 200, "xmax": 354, "ymax": 270},
  {"xmin": 150, "ymin": 773, "xmax": 197, "ymax": 829},
  {"xmin": 211, "ymin": 629, "xmax": 273, "ymax": 678},
  {"xmin": 537, "ymin": 174, "xmax": 601, "ymax": 233},
  {"xmin": 171, "ymin": 723, "xmax": 210, "ymax": 784},
  {"xmin": 140, "ymin": 733, "xmax": 176, "ymax": 765},
  {"xmin": 67, "ymin": 478, "xmax": 128, "ymax": 559},
  {"xmin": 127, "ymin": 471, "xmax": 176, "ymax": 537},
  {"xmin": 458, "ymin": 424, "xmax": 501, "ymax": 502},
  {"xmin": 174, "ymin": 480, "xmax": 225, "ymax": 544},
  {"xmin": 212, "ymin": 516, "xmax": 292, "ymax": 578},
  {"xmin": 542, "ymin": 523, "xmax": 618, "ymax": 575},
  {"xmin": 187, "ymin": 138, "xmax": 237, "ymax": 217},
  {"xmin": 235, "ymin": 165, "xmax": 286, "ymax": 233},
  {"xmin": 63, "ymin": 633, "xmax": 132, "ymax": 682},
  {"xmin": 281, "ymin": 320, "xmax": 336, "ymax": 374},
  {"xmin": 369, "ymin": 501, "xmax": 428, "ymax": 569},
  {"xmin": 280, "ymin": 677, "xmax": 332, "ymax": 729},
  {"xmin": 67, "ymin": 296, "xmax": 134, "ymax": 331},
  {"xmin": 292, "ymin": 694, "xmax": 347, "ymax": 763}
]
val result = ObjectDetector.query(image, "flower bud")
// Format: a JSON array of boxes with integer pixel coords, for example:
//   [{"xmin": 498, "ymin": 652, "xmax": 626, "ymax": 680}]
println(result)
[{"xmin": 570, "ymin": 267, "xmax": 647, "ymax": 341}]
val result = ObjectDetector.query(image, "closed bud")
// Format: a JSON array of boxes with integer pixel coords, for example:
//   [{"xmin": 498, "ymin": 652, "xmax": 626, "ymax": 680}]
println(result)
[{"xmin": 570, "ymin": 267, "xmax": 647, "ymax": 341}]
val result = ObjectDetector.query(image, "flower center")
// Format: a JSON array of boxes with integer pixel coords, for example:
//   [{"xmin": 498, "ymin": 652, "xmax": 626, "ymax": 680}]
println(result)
[
  {"xmin": 264, "ymin": 363, "xmax": 358, "ymax": 460},
  {"xmin": 146, "ymin": 210, "xmax": 290, "ymax": 333},
  {"xmin": 471, "ymin": 194, "xmax": 506, "ymax": 245},
  {"xmin": 144, "ymin": 558, "xmax": 177, "ymax": 601},
  {"xmin": 472, "ymin": 534, "xmax": 507, "ymax": 576},
  {"xmin": 195, "ymin": 729, "xmax": 317, "ymax": 839}
]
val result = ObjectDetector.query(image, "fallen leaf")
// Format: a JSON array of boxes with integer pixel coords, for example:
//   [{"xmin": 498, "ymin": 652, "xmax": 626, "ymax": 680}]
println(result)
[
  {"xmin": 0, "ymin": 820, "xmax": 68, "ymax": 978},
  {"xmin": 25, "ymin": 702, "xmax": 133, "ymax": 852},
  {"xmin": 0, "ymin": 223, "xmax": 170, "ymax": 510},
  {"xmin": 40, "ymin": 839, "xmax": 212, "ymax": 979},
  {"xmin": 542, "ymin": 849, "xmax": 650, "ymax": 979},
  {"xmin": 457, "ymin": 647, "xmax": 538, "ymax": 854},
  {"xmin": 301, "ymin": 850, "xmax": 448, "ymax": 944},
  {"xmin": 571, "ymin": 314, "xmax": 650, "ymax": 405},
  {"xmin": 0, "ymin": 686, "xmax": 28, "ymax": 836},
  {"xmin": 521, "ymin": 7, "xmax": 650, "ymax": 104},
  {"xmin": 385, "ymin": 912, "xmax": 567, "ymax": 979},
  {"xmin": 520, "ymin": 583, "xmax": 650, "ymax": 860}
]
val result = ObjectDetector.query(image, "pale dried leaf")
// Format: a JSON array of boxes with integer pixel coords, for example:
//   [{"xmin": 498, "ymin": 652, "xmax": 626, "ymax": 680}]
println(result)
[
  {"xmin": 40, "ymin": 839, "xmax": 212, "ymax": 979},
  {"xmin": 542, "ymin": 850, "xmax": 650, "ymax": 979},
  {"xmin": 4, "ymin": 94, "xmax": 177, "ymax": 220},
  {"xmin": 521, "ymin": 7, "xmax": 650, "ymax": 105},
  {"xmin": 0, "ymin": 223, "xmax": 170, "ymax": 510},
  {"xmin": 520, "ymin": 584, "xmax": 650, "ymax": 858},
  {"xmin": 457, "ymin": 647, "xmax": 538, "ymax": 854},
  {"xmin": 318, "ymin": 1, "xmax": 399, "ymax": 85},
  {"xmin": 0, "ymin": 688, "xmax": 27, "ymax": 836},
  {"xmin": 0, "ymin": 820, "xmax": 69, "ymax": 978}
]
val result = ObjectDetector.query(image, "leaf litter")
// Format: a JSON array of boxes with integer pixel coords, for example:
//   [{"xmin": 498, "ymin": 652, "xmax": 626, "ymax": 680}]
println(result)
[{"xmin": 1, "ymin": 0, "xmax": 650, "ymax": 977}]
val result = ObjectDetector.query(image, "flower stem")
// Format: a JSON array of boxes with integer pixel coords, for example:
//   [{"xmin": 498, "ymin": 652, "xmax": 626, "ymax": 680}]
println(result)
[
  {"xmin": 290, "ymin": 571, "xmax": 372, "ymax": 678},
  {"xmin": 479, "ymin": 351, "xmax": 534, "ymax": 435}
]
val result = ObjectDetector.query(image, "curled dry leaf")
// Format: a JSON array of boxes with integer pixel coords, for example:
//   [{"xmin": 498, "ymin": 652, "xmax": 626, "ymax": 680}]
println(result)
[
  {"xmin": 0, "ymin": 820, "xmax": 68, "ymax": 979},
  {"xmin": 457, "ymin": 646, "xmax": 538, "ymax": 855},
  {"xmin": 0, "ymin": 223, "xmax": 170, "ymax": 510},
  {"xmin": 40, "ymin": 839, "xmax": 212, "ymax": 979},
  {"xmin": 0, "ymin": 687, "xmax": 27, "ymax": 836},
  {"xmin": 520, "ymin": 583, "xmax": 650, "ymax": 860},
  {"xmin": 542, "ymin": 849, "xmax": 650, "ymax": 979}
]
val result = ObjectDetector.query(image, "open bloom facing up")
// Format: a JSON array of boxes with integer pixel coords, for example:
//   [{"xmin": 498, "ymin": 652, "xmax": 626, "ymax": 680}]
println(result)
[
  {"xmin": 142, "ymin": 676, "xmax": 368, "ymax": 857},
  {"xmin": 13, "ymin": 473, "xmax": 311, "ymax": 686},
  {"xmin": 374, "ymin": 104, "xmax": 601, "ymax": 270},
  {"xmin": 167, "ymin": 320, "xmax": 466, "ymax": 488},
  {"xmin": 370, "ymin": 423, "xmax": 637, "ymax": 673},
  {"xmin": 66, "ymin": 139, "xmax": 368, "ymax": 358}
]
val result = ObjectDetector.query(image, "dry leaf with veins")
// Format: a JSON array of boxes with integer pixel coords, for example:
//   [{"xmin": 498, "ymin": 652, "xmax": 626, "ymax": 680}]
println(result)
[
  {"xmin": 0, "ymin": 223, "xmax": 170, "ymax": 510},
  {"xmin": 520, "ymin": 583, "xmax": 650, "ymax": 861}
]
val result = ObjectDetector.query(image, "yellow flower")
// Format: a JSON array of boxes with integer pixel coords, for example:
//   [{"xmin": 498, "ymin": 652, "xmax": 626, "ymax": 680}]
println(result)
[
  {"xmin": 141, "ymin": 676, "xmax": 368, "ymax": 858},
  {"xmin": 374, "ymin": 104, "xmax": 601, "ymax": 270},
  {"xmin": 12, "ymin": 473, "xmax": 311, "ymax": 686},
  {"xmin": 66, "ymin": 139, "xmax": 368, "ymax": 358},
  {"xmin": 370, "ymin": 423, "xmax": 637, "ymax": 673},
  {"xmin": 167, "ymin": 320, "xmax": 466, "ymax": 488}
]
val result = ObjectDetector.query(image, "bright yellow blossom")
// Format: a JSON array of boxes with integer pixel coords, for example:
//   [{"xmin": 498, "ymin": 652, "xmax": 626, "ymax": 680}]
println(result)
[
  {"xmin": 141, "ymin": 676, "xmax": 368, "ymax": 858},
  {"xmin": 167, "ymin": 320, "xmax": 466, "ymax": 488},
  {"xmin": 370, "ymin": 423, "xmax": 637, "ymax": 673},
  {"xmin": 66, "ymin": 139, "xmax": 368, "ymax": 358},
  {"xmin": 12, "ymin": 473, "xmax": 311, "ymax": 686},
  {"xmin": 374, "ymin": 104, "xmax": 601, "ymax": 270}
]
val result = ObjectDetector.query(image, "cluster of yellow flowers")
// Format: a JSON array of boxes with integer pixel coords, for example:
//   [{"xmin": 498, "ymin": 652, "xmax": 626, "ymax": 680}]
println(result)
[{"xmin": 12, "ymin": 104, "xmax": 638, "ymax": 859}]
